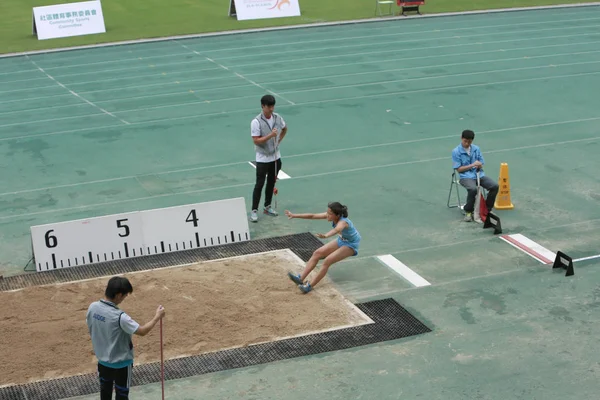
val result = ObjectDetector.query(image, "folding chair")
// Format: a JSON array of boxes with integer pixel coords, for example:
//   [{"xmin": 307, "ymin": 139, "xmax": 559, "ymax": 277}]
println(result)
[
  {"xmin": 447, "ymin": 169, "xmax": 462, "ymax": 209},
  {"xmin": 375, "ymin": 0, "xmax": 395, "ymax": 16}
]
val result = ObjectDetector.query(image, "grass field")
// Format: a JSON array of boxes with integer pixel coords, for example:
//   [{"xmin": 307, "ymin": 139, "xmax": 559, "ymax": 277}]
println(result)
[{"xmin": 1, "ymin": 0, "xmax": 598, "ymax": 54}]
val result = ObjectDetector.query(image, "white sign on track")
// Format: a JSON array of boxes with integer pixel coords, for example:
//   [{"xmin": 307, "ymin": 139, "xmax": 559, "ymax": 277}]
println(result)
[
  {"xmin": 30, "ymin": 197, "xmax": 250, "ymax": 272},
  {"xmin": 232, "ymin": 0, "xmax": 301, "ymax": 21},
  {"xmin": 32, "ymin": 0, "xmax": 106, "ymax": 40}
]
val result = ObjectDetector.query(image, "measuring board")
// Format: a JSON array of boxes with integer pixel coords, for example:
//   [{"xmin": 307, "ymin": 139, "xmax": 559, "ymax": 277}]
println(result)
[{"xmin": 30, "ymin": 197, "xmax": 250, "ymax": 272}]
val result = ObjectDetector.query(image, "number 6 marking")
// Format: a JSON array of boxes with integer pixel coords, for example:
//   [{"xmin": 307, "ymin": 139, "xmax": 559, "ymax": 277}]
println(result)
[{"xmin": 45, "ymin": 230, "xmax": 58, "ymax": 248}]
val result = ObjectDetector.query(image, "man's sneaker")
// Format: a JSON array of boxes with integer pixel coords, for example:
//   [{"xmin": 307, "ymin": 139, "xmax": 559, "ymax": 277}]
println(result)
[
  {"xmin": 249, "ymin": 210, "xmax": 258, "ymax": 222},
  {"xmin": 287, "ymin": 272, "xmax": 303, "ymax": 285},
  {"xmin": 464, "ymin": 212, "xmax": 473, "ymax": 222},
  {"xmin": 263, "ymin": 206, "xmax": 278, "ymax": 216},
  {"xmin": 298, "ymin": 282, "xmax": 312, "ymax": 293}
]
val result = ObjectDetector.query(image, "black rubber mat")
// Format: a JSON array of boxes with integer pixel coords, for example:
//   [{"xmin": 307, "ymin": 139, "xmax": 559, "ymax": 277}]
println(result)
[
  {"xmin": 0, "ymin": 298, "xmax": 431, "ymax": 400},
  {"xmin": 0, "ymin": 232, "xmax": 323, "ymax": 292}
]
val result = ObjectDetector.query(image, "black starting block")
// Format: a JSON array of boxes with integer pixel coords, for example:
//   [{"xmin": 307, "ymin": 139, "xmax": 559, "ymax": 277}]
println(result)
[
  {"xmin": 483, "ymin": 212, "xmax": 502, "ymax": 235},
  {"xmin": 552, "ymin": 251, "xmax": 574, "ymax": 277}
]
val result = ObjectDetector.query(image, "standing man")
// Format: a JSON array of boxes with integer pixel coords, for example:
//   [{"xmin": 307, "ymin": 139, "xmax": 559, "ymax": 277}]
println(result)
[
  {"xmin": 86, "ymin": 276, "xmax": 165, "ymax": 400},
  {"xmin": 250, "ymin": 94, "xmax": 288, "ymax": 222},
  {"xmin": 451, "ymin": 129, "xmax": 499, "ymax": 222}
]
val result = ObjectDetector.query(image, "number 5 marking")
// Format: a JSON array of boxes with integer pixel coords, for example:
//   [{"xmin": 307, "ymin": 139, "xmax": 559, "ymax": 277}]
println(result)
[{"xmin": 117, "ymin": 219, "xmax": 130, "ymax": 237}]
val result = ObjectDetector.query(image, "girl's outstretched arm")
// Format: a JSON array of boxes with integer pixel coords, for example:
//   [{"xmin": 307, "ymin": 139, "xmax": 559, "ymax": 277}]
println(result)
[
  {"xmin": 316, "ymin": 220, "xmax": 348, "ymax": 238},
  {"xmin": 285, "ymin": 210, "xmax": 327, "ymax": 220}
]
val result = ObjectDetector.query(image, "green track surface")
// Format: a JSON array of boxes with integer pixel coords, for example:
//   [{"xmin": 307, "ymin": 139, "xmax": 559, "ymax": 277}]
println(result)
[{"xmin": 2, "ymin": 5, "xmax": 600, "ymax": 399}]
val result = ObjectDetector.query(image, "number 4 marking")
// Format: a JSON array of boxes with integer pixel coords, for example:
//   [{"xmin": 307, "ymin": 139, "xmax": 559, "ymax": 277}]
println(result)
[{"xmin": 186, "ymin": 209, "xmax": 199, "ymax": 227}]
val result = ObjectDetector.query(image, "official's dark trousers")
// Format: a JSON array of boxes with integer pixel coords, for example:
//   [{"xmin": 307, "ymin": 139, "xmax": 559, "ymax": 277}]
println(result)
[
  {"xmin": 252, "ymin": 159, "xmax": 282, "ymax": 211},
  {"xmin": 98, "ymin": 363, "xmax": 132, "ymax": 400},
  {"xmin": 460, "ymin": 176, "xmax": 499, "ymax": 213}
]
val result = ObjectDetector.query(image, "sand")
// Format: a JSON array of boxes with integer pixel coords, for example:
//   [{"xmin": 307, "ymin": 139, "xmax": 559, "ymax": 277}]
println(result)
[{"xmin": 0, "ymin": 249, "xmax": 371, "ymax": 386}]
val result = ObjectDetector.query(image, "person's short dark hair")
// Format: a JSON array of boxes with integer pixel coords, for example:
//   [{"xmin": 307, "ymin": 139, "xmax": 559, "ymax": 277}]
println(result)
[
  {"xmin": 261, "ymin": 94, "xmax": 276, "ymax": 107},
  {"xmin": 105, "ymin": 276, "xmax": 133, "ymax": 299},
  {"xmin": 462, "ymin": 130, "xmax": 475, "ymax": 140},
  {"xmin": 328, "ymin": 202, "xmax": 348, "ymax": 218}
]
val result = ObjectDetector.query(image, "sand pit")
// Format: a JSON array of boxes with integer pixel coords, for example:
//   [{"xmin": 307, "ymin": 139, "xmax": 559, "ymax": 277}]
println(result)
[{"xmin": 0, "ymin": 249, "xmax": 371, "ymax": 386}]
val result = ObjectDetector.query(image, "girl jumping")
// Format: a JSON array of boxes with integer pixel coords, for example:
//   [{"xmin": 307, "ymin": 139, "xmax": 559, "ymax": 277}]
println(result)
[{"xmin": 285, "ymin": 202, "xmax": 361, "ymax": 293}]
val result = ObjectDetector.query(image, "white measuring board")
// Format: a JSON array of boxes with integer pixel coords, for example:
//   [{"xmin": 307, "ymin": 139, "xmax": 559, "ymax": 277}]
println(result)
[
  {"xmin": 30, "ymin": 197, "xmax": 250, "ymax": 272},
  {"xmin": 140, "ymin": 198, "xmax": 250, "ymax": 255},
  {"xmin": 31, "ymin": 211, "xmax": 144, "ymax": 271}
]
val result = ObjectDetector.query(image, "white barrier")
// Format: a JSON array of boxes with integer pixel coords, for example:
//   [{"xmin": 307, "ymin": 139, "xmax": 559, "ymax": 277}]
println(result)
[
  {"xmin": 230, "ymin": 0, "xmax": 301, "ymax": 21},
  {"xmin": 32, "ymin": 0, "xmax": 106, "ymax": 40}
]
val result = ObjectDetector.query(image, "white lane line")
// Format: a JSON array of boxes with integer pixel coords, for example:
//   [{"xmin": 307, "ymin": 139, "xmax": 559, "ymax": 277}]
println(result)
[
  {"xmin": 178, "ymin": 43, "xmax": 296, "ymax": 105},
  {"xmin": 376, "ymin": 254, "xmax": 431, "ymax": 287},
  {"xmin": 0, "ymin": 133, "xmax": 597, "ymax": 221},
  {"xmin": 26, "ymin": 57, "xmax": 130, "ymax": 125},
  {"xmin": 574, "ymin": 254, "xmax": 600, "ymax": 262},
  {"xmin": 248, "ymin": 161, "xmax": 291, "ymax": 179},
  {"xmin": 0, "ymin": 116, "xmax": 598, "ymax": 197}
]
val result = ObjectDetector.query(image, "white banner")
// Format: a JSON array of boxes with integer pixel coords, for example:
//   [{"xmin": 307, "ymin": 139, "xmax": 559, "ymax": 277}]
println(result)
[
  {"xmin": 233, "ymin": 0, "xmax": 301, "ymax": 21},
  {"xmin": 32, "ymin": 0, "xmax": 106, "ymax": 40}
]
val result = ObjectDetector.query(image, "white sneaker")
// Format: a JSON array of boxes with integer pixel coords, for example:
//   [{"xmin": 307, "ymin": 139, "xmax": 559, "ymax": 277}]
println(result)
[
  {"xmin": 250, "ymin": 210, "xmax": 258, "ymax": 222},
  {"xmin": 263, "ymin": 206, "xmax": 278, "ymax": 216}
]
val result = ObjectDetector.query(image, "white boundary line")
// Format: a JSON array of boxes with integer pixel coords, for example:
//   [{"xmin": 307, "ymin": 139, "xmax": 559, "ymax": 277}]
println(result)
[
  {"xmin": 179, "ymin": 15, "xmax": 600, "ymax": 56},
  {"xmin": 3, "ymin": 67, "xmax": 600, "ymax": 130},
  {"xmin": 207, "ymin": 21, "xmax": 600, "ymax": 63},
  {"xmin": 4, "ymin": 28, "xmax": 599, "ymax": 93},
  {"xmin": 4, "ymin": 34, "xmax": 600, "ymax": 107},
  {"xmin": 84, "ymin": 60, "xmax": 600, "ymax": 117},
  {"xmin": 0, "ymin": 6, "xmax": 594, "ymax": 65},
  {"xmin": 3, "ymin": 53, "xmax": 591, "ymax": 117},
  {"xmin": 0, "ymin": 9, "xmax": 592, "ymax": 68},
  {"xmin": 25, "ymin": 57, "xmax": 130, "ymax": 125},
  {"xmin": 1, "ymin": 133, "xmax": 597, "ymax": 221},
  {"xmin": 3, "ymin": 19, "xmax": 599, "ymax": 81},
  {"xmin": 346, "ymin": 217, "xmax": 600, "ymax": 264},
  {"xmin": 2, "ymin": 13, "xmax": 598, "ymax": 75},
  {"xmin": 498, "ymin": 234, "xmax": 600, "ymax": 265},
  {"xmin": 2, "ymin": 3, "xmax": 600, "ymax": 59},
  {"xmin": 574, "ymin": 254, "xmax": 600, "ymax": 262},
  {"xmin": 0, "ymin": 116, "xmax": 597, "ymax": 198},
  {"xmin": 376, "ymin": 254, "xmax": 431, "ymax": 287},
  {"xmin": 178, "ymin": 42, "xmax": 296, "ymax": 106},
  {"xmin": 248, "ymin": 161, "xmax": 291, "ymax": 179}
]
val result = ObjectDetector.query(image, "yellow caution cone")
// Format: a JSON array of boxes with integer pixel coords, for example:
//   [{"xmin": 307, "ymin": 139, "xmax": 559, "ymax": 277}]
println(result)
[{"xmin": 494, "ymin": 163, "xmax": 514, "ymax": 210}]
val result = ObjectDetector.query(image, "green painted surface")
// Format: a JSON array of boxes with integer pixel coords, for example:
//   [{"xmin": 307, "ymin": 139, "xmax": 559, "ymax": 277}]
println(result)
[{"xmin": 1, "ymin": 7, "xmax": 600, "ymax": 399}]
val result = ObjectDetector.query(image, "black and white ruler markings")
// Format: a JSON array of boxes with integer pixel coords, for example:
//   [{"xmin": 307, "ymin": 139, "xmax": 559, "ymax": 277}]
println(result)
[{"xmin": 30, "ymin": 197, "xmax": 251, "ymax": 272}]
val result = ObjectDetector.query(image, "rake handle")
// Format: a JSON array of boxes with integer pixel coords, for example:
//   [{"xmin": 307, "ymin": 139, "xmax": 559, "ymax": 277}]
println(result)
[{"xmin": 160, "ymin": 318, "xmax": 165, "ymax": 400}]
